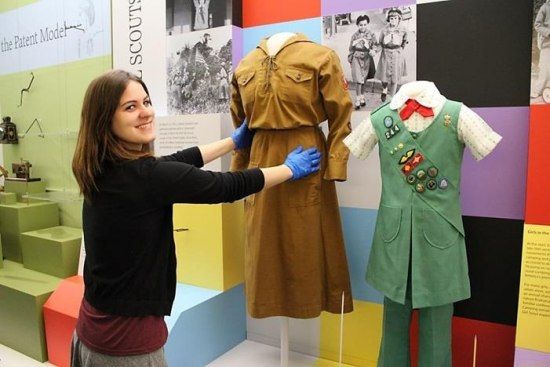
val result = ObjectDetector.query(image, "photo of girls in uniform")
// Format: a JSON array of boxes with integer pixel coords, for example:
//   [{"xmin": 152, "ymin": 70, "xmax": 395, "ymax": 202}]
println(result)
[
  {"xmin": 323, "ymin": 6, "xmax": 417, "ymax": 111},
  {"xmin": 166, "ymin": 0, "xmax": 235, "ymax": 35},
  {"xmin": 531, "ymin": 0, "xmax": 550, "ymax": 104},
  {"xmin": 166, "ymin": 26, "xmax": 233, "ymax": 114}
]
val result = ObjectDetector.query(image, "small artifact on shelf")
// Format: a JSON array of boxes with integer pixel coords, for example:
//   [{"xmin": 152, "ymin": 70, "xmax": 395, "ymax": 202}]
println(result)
[
  {"xmin": 0, "ymin": 116, "xmax": 18, "ymax": 144},
  {"xmin": 6, "ymin": 159, "xmax": 41, "ymax": 182},
  {"xmin": 0, "ymin": 164, "xmax": 7, "ymax": 191}
]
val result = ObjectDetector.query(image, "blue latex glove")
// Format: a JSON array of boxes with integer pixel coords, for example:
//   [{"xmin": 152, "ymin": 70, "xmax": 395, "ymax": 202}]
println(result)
[
  {"xmin": 283, "ymin": 146, "xmax": 322, "ymax": 180},
  {"xmin": 231, "ymin": 120, "xmax": 255, "ymax": 150}
]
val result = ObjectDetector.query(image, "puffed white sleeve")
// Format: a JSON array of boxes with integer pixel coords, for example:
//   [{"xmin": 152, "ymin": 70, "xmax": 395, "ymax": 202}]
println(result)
[
  {"xmin": 343, "ymin": 116, "xmax": 379, "ymax": 160},
  {"xmin": 457, "ymin": 105, "xmax": 502, "ymax": 161}
]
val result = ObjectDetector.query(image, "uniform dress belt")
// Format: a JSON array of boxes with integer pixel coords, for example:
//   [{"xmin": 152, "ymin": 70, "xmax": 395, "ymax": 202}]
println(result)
[
  {"xmin": 382, "ymin": 44, "xmax": 402, "ymax": 50},
  {"xmin": 251, "ymin": 125, "xmax": 322, "ymax": 132}
]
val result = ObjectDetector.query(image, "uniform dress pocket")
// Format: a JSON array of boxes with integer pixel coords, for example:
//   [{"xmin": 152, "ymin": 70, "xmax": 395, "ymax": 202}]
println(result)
[
  {"xmin": 377, "ymin": 205, "xmax": 402, "ymax": 243},
  {"xmin": 281, "ymin": 67, "xmax": 314, "ymax": 105},
  {"xmin": 422, "ymin": 209, "xmax": 460, "ymax": 249},
  {"xmin": 286, "ymin": 171, "xmax": 321, "ymax": 208},
  {"xmin": 237, "ymin": 69, "xmax": 257, "ymax": 106}
]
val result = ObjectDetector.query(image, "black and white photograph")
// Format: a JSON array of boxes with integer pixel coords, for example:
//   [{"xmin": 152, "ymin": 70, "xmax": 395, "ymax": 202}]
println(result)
[
  {"xmin": 167, "ymin": 25, "xmax": 233, "ymax": 115},
  {"xmin": 531, "ymin": 0, "xmax": 550, "ymax": 104},
  {"xmin": 322, "ymin": 6, "xmax": 417, "ymax": 111},
  {"xmin": 166, "ymin": 0, "xmax": 236, "ymax": 35}
]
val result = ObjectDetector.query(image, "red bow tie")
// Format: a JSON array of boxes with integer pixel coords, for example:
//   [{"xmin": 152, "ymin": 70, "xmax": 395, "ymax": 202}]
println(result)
[{"xmin": 399, "ymin": 99, "xmax": 434, "ymax": 120}]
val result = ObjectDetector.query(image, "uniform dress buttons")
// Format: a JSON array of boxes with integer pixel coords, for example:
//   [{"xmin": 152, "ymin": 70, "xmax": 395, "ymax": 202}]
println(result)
[{"xmin": 296, "ymin": 73, "xmax": 301, "ymax": 80}]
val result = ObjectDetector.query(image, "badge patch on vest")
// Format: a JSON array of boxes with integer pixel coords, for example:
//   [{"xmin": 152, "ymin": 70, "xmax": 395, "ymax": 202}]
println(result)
[
  {"xmin": 401, "ymin": 153, "xmax": 423, "ymax": 174},
  {"xmin": 384, "ymin": 116, "xmax": 394, "ymax": 128},
  {"xmin": 444, "ymin": 114, "xmax": 452, "ymax": 127},
  {"xmin": 385, "ymin": 124, "xmax": 400, "ymax": 139},
  {"xmin": 398, "ymin": 149, "xmax": 415, "ymax": 164}
]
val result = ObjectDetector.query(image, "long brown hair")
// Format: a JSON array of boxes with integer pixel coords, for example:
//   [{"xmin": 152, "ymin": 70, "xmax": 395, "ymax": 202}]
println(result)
[{"xmin": 72, "ymin": 70, "xmax": 153, "ymax": 200}]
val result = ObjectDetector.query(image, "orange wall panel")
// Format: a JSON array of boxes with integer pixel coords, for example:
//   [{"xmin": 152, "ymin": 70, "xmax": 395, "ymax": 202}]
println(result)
[
  {"xmin": 525, "ymin": 105, "xmax": 550, "ymax": 225},
  {"xmin": 242, "ymin": 0, "xmax": 320, "ymax": 27}
]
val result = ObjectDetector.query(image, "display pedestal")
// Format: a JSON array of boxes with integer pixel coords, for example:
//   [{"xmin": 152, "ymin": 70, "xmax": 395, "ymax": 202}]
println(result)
[
  {"xmin": 4, "ymin": 180, "xmax": 46, "ymax": 200},
  {"xmin": 173, "ymin": 201, "xmax": 244, "ymax": 291},
  {"xmin": 21, "ymin": 226, "xmax": 82, "ymax": 277},
  {"xmin": 43, "ymin": 275, "xmax": 84, "ymax": 367},
  {"xmin": 164, "ymin": 283, "xmax": 247, "ymax": 367},
  {"xmin": 0, "ymin": 201, "xmax": 59, "ymax": 262},
  {"xmin": 0, "ymin": 235, "xmax": 3, "ymax": 269},
  {"xmin": 0, "ymin": 192, "xmax": 17, "ymax": 204},
  {"xmin": 0, "ymin": 260, "xmax": 61, "ymax": 362},
  {"xmin": 281, "ymin": 318, "xmax": 289, "ymax": 367}
]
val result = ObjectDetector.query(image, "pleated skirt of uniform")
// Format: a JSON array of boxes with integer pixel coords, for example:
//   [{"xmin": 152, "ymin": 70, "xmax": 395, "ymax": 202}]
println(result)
[
  {"xmin": 244, "ymin": 126, "xmax": 353, "ymax": 319},
  {"xmin": 376, "ymin": 48, "xmax": 407, "ymax": 84}
]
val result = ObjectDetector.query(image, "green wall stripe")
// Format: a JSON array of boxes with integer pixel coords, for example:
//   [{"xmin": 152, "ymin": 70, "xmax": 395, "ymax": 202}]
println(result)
[{"xmin": 0, "ymin": 0, "xmax": 40, "ymax": 13}]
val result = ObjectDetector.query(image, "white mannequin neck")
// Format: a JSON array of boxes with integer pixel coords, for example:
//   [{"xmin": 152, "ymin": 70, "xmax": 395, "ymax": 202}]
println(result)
[
  {"xmin": 266, "ymin": 32, "xmax": 296, "ymax": 56},
  {"xmin": 399, "ymin": 81, "xmax": 432, "ymax": 99}
]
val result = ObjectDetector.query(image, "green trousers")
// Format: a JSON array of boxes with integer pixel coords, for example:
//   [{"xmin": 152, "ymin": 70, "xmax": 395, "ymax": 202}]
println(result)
[{"xmin": 377, "ymin": 296, "xmax": 453, "ymax": 367}]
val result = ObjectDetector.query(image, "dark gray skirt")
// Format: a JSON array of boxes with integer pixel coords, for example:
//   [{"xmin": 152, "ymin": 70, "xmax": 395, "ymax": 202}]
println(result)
[{"xmin": 71, "ymin": 333, "xmax": 168, "ymax": 367}]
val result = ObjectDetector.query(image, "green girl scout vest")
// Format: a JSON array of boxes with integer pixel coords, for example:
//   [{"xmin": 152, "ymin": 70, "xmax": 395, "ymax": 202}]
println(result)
[{"xmin": 367, "ymin": 100, "xmax": 471, "ymax": 308}]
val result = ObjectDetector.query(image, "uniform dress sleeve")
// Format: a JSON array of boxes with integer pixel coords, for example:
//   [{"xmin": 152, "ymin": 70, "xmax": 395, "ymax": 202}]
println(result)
[
  {"xmin": 319, "ymin": 51, "xmax": 353, "ymax": 181},
  {"xmin": 149, "ymin": 159, "xmax": 265, "ymax": 206},
  {"xmin": 457, "ymin": 105, "xmax": 502, "ymax": 161},
  {"xmin": 343, "ymin": 116, "xmax": 378, "ymax": 160},
  {"xmin": 229, "ymin": 71, "xmax": 251, "ymax": 171},
  {"xmin": 158, "ymin": 146, "xmax": 204, "ymax": 167}
]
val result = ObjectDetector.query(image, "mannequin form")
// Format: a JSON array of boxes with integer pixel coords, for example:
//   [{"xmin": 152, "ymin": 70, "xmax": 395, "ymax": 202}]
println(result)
[
  {"xmin": 266, "ymin": 32, "xmax": 296, "ymax": 55},
  {"xmin": 261, "ymin": 32, "xmax": 348, "ymax": 367},
  {"xmin": 344, "ymin": 81, "xmax": 502, "ymax": 366},
  {"xmin": 268, "ymin": 32, "xmax": 302, "ymax": 367},
  {"xmin": 231, "ymin": 31, "xmax": 354, "ymax": 366}
]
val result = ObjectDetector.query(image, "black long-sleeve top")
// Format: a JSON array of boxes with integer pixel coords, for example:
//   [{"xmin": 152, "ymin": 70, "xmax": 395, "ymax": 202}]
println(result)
[{"xmin": 83, "ymin": 147, "xmax": 264, "ymax": 317}]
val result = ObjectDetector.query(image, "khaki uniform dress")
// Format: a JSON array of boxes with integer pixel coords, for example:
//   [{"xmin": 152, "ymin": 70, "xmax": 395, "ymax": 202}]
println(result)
[{"xmin": 230, "ymin": 34, "xmax": 354, "ymax": 318}]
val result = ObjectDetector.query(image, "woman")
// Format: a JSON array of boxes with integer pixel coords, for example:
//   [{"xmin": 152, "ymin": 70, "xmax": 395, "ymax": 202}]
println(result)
[
  {"xmin": 533, "ymin": 0, "xmax": 550, "ymax": 100},
  {"xmin": 193, "ymin": 0, "xmax": 210, "ymax": 30},
  {"xmin": 348, "ymin": 14, "xmax": 376, "ymax": 110},
  {"xmin": 70, "ymin": 70, "xmax": 321, "ymax": 366},
  {"xmin": 376, "ymin": 8, "xmax": 408, "ymax": 102}
]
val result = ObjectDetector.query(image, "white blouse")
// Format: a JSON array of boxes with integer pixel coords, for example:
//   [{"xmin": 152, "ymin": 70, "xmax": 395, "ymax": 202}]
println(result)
[{"xmin": 344, "ymin": 81, "xmax": 502, "ymax": 161}]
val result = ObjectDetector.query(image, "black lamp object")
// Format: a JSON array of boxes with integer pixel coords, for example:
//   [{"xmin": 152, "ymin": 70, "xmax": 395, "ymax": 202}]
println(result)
[{"xmin": 0, "ymin": 116, "xmax": 18, "ymax": 144}]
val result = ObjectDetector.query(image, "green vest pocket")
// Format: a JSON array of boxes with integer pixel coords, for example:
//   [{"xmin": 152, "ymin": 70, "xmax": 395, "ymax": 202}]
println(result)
[
  {"xmin": 422, "ymin": 209, "xmax": 460, "ymax": 249},
  {"xmin": 378, "ymin": 205, "xmax": 402, "ymax": 243}
]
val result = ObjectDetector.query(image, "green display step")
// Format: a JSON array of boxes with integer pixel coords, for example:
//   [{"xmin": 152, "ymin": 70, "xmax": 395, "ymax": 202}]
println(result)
[
  {"xmin": 0, "ymin": 192, "xmax": 17, "ymax": 204},
  {"xmin": 4, "ymin": 180, "xmax": 47, "ymax": 200},
  {"xmin": 0, "ymin": 234, "xmax": 3, "ymax": 269},
  {"xmin": 0, "ymin": 260, "xmax": 61, "ymax": 362},
  {"xmin": 21, "ymin": 226, "xmax": 82, "ymax": 278},
  {"xmin": 0, "ymin": 201, "xmax": 59, "ymax": 262}
]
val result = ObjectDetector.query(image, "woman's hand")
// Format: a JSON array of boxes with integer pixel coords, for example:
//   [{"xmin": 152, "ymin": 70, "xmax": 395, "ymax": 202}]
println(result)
[
  {"xmin": 231, "ymin": 120, "xmax": 255, "ymax": 150},
  {"xmin": 283, "ymin": 146, "xmax": 321, "ymax": 180}
]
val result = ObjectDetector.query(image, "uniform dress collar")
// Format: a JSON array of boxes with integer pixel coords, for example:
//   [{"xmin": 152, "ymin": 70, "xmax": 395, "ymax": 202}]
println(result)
[
  {"xmin": 257, "ymin": 33, "xmax": 312, "ymax": 56},
  {"xmin": 389, "ymin": 81, "xmax": 446, "ymax": 110}
]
